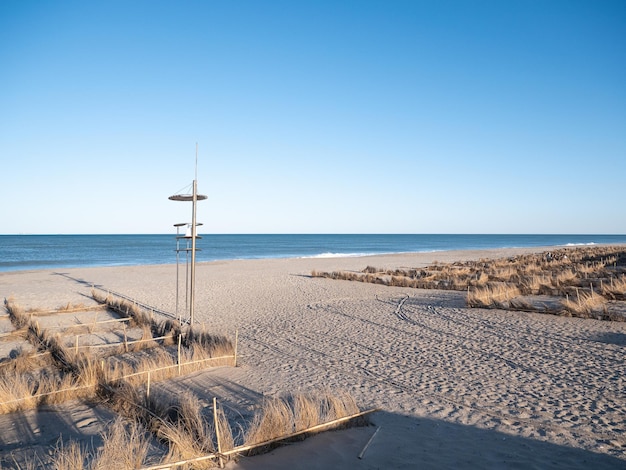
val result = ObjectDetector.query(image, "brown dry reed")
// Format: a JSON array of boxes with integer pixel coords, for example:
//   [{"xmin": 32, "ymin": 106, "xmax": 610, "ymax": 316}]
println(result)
[
  {"xmin": 466, "ymin": 284, "xmax": 522, "ymax": 309},
  {"xmin": 0, "ymin": 295, "xmax": 234, "ymax": 415},
  {"xmin": 157, "ymin": 391, "xmax": 217, "ymax": 469},
  {"xmin": 312, "ymin": 246, "xmax": 626, "ymax": 321},
  {"xmin": 4, "ymin": 296, "xmax": 30, "ymax": 329},
  {"xmin": 561, "ymin": 290, "xmax": 609, "ymax": 318},
  {"xmin": 52, "ymin": 440, "xmax": 86, "ymax": 470},
  {"xmin": 51, "ymin": 418, "xmax": 150, "ymax": 470},
  {"xmin": 244, "ymin": 391, "xmax": 362, "ymax": 452}
]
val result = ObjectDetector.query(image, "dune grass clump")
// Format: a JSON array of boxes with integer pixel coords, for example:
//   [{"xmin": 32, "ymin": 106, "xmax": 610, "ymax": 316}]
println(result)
[
  {"xmin": 52, "ymin": 440, "xmax": 87, "ymax": 470},
  {"xmin": 90, "ymin": 419, "xmax": 150, "ymax": 470},
  {"xmin": 312, "ymin": 246, "xmax": 626, "ymax": 320},
  {"xmin": 101, "ymin": 385, "xmax": 229, "ymax": 468},
  {"xmin": 156, "ymin": 391, "xmax": 218, "ymax": 468},
  {"xmin": 560, "ymin": 291, "xmax": 609, "ymax": 319},
  {"xmin": 245, "ymin": 396, "xmax": 294, "ymax": 447},
  {"xmin": 4, "ymin": 296, "xmax": 30, "ymax": 329},
  {"xmin": 0, "ymin": 346, "xmax": 50, "ymax": 374},
  {"xmin": 91, "ymin": 290, "xmax": 235, "ymax": 360},
  {"xmin": 91, "ymin": 289, "xmax": 152, "ymax": 328},
  {"xmin": 51, "ymin": 418, "xmax": 150, "ymax": 470},
  {"xmin": 182, "ymin": 327, "xmax": 234, "ymax": 359},
  {"xmin": 0, "ymin": 370, "xmax": 40, "ymax": 414},
  {"xmin": 466, "ymin": 284, "xmax": 522, "ymax": 309},
  {"xmin": 600, "ymin": 276, "xmax": 626, "ymax": 300},
  {"xmin": 244, "ymin": 391, "xmax": 364, "ymax": 453},
  {"xmin": 0, "ymin": 309, "xmax": 105, "ymax": 414}
]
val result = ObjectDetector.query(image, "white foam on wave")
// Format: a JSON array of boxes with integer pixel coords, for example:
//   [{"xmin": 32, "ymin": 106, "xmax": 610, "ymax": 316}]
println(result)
[
  {"xmin": 301, "ymin": 252, "xmax": 381, "ymax": 259},
  {"xmin": 564, "ymin": 242, "xmax": 597, "ymax": 247},
  {"xmin": 301, "ymin": 250, "xmax": 445, "ymax": 259}
]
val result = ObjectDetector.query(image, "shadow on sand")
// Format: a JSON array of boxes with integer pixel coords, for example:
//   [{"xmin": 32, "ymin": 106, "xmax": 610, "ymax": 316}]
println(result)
[{"xmin": 232, "ymin": 410, "xmax": 625, "ymax": 470}]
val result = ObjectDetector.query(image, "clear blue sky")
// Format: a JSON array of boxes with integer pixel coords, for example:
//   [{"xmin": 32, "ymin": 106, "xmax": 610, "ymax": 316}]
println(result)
[{"xmin": 1, "ymin": 0, "xmax": 624, "ymax": 234}]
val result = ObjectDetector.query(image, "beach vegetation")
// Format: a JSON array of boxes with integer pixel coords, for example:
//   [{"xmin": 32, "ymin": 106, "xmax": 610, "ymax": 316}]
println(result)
[
  {"xmin": 1, "ymin": 293, "xmax": 371, "ymax": 468},
  {"xmin": 311, "ymin": 246, "xmax": 626, "ymax": 321}
]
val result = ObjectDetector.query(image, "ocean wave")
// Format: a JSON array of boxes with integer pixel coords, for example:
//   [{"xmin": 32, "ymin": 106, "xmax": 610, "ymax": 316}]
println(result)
[
  {"xmin": 564, "ymin": 242, "xmax": 597, "ymax": 247},
  {"xmin": 301, "ymin": 252, "xmax": 382, "ymax": 259}
]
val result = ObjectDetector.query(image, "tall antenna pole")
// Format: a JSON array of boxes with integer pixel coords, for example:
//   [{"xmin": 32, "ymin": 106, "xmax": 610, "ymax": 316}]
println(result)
[
  {"xmin": 190, "ymin": 144, "xmax": 199, "ymax": 324},
  {"xmin": 169, "ymin": 143, "xmax": 207, "ymax": 326}
]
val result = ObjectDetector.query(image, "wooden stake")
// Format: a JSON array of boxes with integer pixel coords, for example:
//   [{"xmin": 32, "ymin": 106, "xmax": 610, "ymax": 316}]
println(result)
[
  {"xmin": 177, "ymin": 334, "xmax": 182, "ymax": 375},
  {"xmin": 214, "ymin": 397, "xmax": 224, "ymax": 468},
  {"xmin": 136, "ymin": 408, "xmax": 380, "ymax": 470},
  {"xmin": 75, "ymin": 335, "xmax": 79, "ymax": 354},
  {"xmin": 146, "ymin": 371, "xmax": 151, "ymax": 399},
  {"xmin": 234, "ymin": 329, "xmax": 239, "ymax": 367},
  {"xmin": 358, "ymin": 426, "xmax": 381, "ymax": 459}
]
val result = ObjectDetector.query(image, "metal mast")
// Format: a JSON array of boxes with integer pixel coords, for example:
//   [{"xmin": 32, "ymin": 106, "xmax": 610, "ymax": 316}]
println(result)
[{"xmin": 169, "ymin": 143, "xmax": 207, "ymax": 325}]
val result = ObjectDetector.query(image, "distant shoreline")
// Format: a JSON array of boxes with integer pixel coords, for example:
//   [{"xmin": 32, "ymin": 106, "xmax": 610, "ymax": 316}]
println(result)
[{"xmin": 2, "ymin": 233, "xmax": 626, "ymax": 273}]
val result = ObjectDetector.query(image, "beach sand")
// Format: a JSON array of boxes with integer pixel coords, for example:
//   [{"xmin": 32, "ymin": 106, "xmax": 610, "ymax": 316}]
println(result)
[{"xmin": 1, "ymin": 247, "xmax": 625, "ymax": 468}]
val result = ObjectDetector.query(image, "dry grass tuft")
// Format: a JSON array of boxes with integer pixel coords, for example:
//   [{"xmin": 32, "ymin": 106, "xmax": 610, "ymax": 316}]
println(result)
[
  {"xmin": 91, "ymin": 289, "xmax": 152, "ymax": 328},
  {"xmin": 0, "ymin": 347, "xmax": 50, "ymax": 374},
  {"xmin": 292, "ymin": 394, "xmax": 319, "ymax": 432},
  {"xmin": 245, "ymin": 397, "xmax": 294, "ymax": 447},
  {"xmin": 158, "ymin": 392, "xmax": 217, "ymax": 468},
  {"xmin": 561, "ymin": 290, "xmax": 608, "ymax": 318},
  {"xmin": 51, "ymin": 439, "xmax": 87, "ymax": 470},
  {"xmin": 600, "ymin": 276, "xmax": 626, "ymax": 300},
  {"xmin": 91, "ymin": 418, "xmax": 150, "ymax": 470},
  {"xmin": 215, "ymin": 404, "xmax": 236, "ymax": 453},
  {"xmin": 0, "ymin": 370, "xmax": 39, "ymax": 414},
  {"xmin": 50, "ymin": 418, "xmax": 149, "ymax": 470},
  {"xmin": 467, "ymin": 284, "xmax": 521, "ymax": 309},
  {"xmin": 4, "ymin": 296, "xmax": 30, "ymax": 329},
  {"xmin": 244, "ymin": 391, "xmax": 364, "ymax": 452},
  {"xmin": 182, "ymin": 327, "xmax": 234, "ymax": 359}
]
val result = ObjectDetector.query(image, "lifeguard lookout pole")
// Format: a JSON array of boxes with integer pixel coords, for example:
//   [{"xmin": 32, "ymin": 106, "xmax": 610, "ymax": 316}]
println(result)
[{"xmin": 169, "ymin": 144, "xmax": 207, "ymax": 324}]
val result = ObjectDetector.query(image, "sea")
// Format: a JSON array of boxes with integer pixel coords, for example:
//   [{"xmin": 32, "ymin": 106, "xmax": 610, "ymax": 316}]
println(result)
[{"xmin": 1, "ymin": 234, "xmax": 626, "ymax": 272}]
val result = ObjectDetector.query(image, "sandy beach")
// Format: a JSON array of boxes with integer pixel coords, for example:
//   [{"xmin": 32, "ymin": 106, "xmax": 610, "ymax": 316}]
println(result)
[{"xmin": 1, "ymin": 246, "xmax": 625, "ymax": 468}]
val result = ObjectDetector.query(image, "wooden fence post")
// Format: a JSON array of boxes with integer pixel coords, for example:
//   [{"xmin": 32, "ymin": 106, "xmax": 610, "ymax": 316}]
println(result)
[
  {"xmin": 214, "ymin": 397, "xmax": 224, "ymax": 468},
  {"xmin": 234, "ymin": 329, "xmax": 239, "ymax": 367},
  {"xmin": 178, "ymin": 334, "xmax": 182, "ymax": 375}
]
